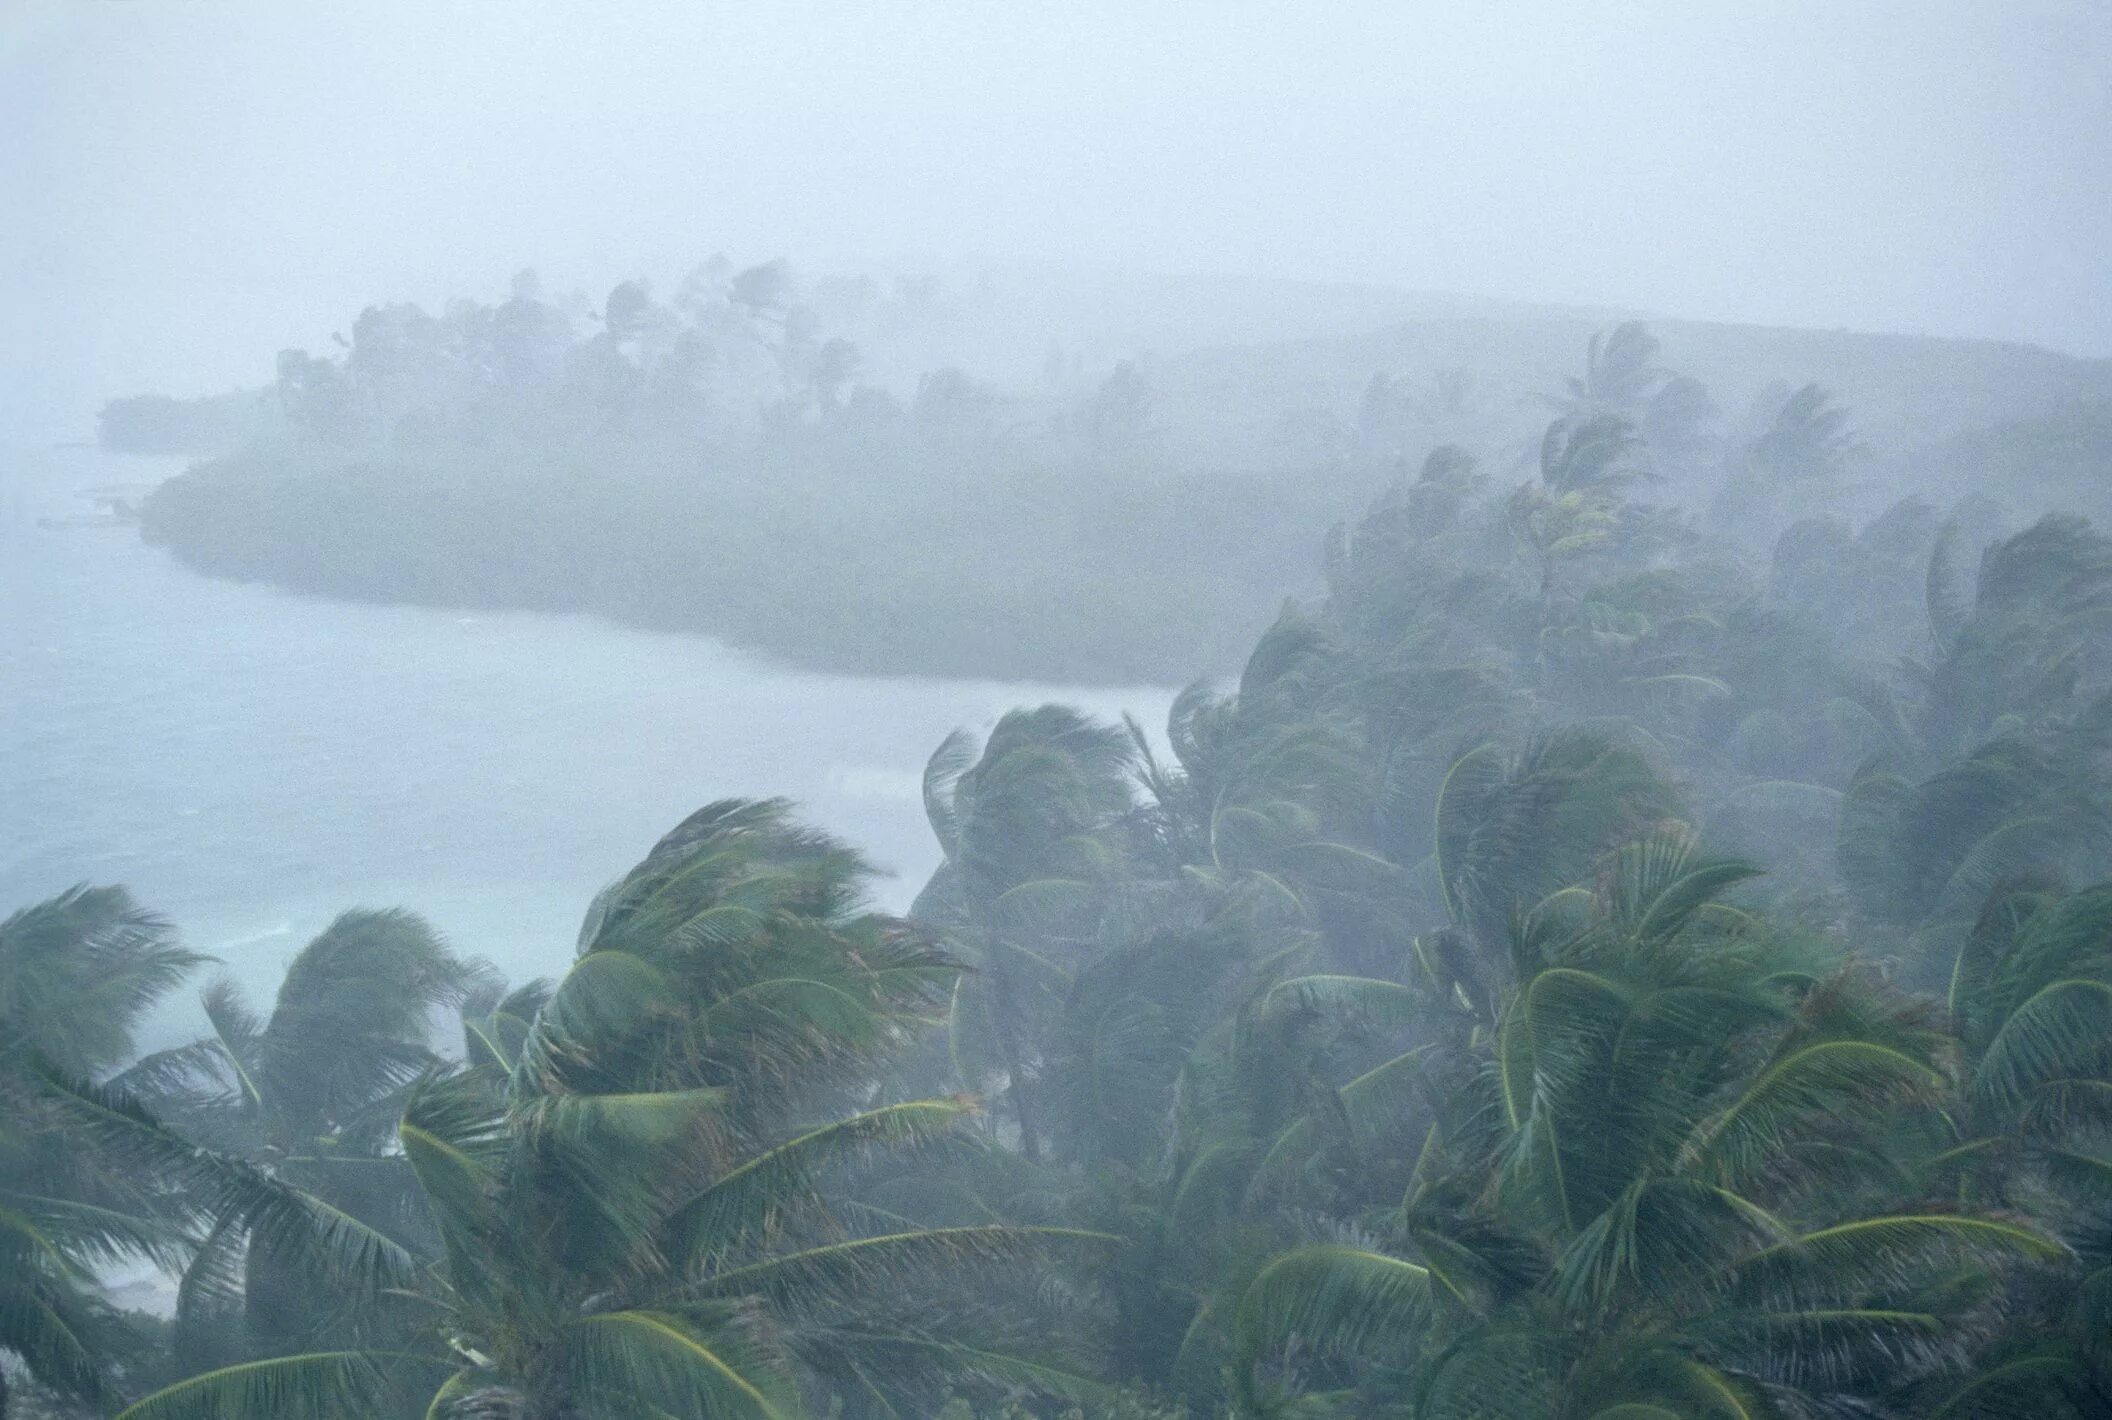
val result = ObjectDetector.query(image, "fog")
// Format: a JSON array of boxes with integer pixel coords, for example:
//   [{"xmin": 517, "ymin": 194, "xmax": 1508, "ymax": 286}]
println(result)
[
  {"xmin": 6, "ymin": 2, "xmax": 2110, "ymax": 442},
  {"xmin": 9, "ymin": 6, "xmax": 2112, "ymax": 1418}
]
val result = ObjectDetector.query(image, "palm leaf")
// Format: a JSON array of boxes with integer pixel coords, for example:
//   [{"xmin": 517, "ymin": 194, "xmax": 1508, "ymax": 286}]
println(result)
[
  {"xmin": 560, "ymin": 1308, "xmax": 798, "ymax": 1420},
  {"xmin": 690, "ymin": 1226, "xmax": 1115, "ymax": 1311},
  {"xmin": 1233, "ymin": 1244, "xmax": 1432, "ymax": 1383},
  {"xmin": 1973, "ymin": 978, "xmax": 2112, "ymax": 1118},
  {"xmin": 1681, "ymin": 1040, "xmax": 1942, "ymax": 1184},
  {"xmin": 112, "ymin": 1351, "xmax": 424, "ymax": 1420},
  {"xmin": 1732, "ymin": 1214, "xmax": 2065, "ymax": 1304},
  {"xmin": 663, "ymin": 1100, "xmax": 975, "ymax": 1268}
]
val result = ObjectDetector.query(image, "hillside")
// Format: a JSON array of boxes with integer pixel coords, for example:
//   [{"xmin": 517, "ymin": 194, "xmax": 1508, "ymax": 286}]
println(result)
[{"xmin": 1151, "ymin": 304, "xmax": 2112, "ymax": 473}]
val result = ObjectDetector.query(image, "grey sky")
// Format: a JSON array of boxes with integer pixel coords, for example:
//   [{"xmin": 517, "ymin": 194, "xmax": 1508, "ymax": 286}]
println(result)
[{"xmin": 4, "ymin": 1, "xmax": 2108, "ymax": 443}]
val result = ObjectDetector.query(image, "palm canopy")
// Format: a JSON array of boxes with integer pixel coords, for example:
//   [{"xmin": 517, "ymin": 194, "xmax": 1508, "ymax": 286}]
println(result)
[
  {"xmin": 1231, "ymin": 827, "xmax": 2072, "ymax": 1418},
  {"xmin": 121, "ymin": 908, "xmax": 480, "ymax": 1151},
  {"xmin": 100, "ymin": 909, "xmax": 484, "ymax": 1359},
  {"xmin": 1555, "ymin": 321, "xmax": 1667, "ymax": 419},
  {"xmin": 2, "ymin": 886, "xmax": 204, "ymax": 1413},
  {"xmin": 36, "ymin": 319, "xmax": 2112, "ymax": 1418},
  {"xmin": 1918, "ymin": 513, "xmax": 2112, "ymax": 759},
  {"xmin": 0, "ymin": 886, "xmax": 204, "ymax": 1080},
  {"xmin": 539, "ymin": 797, "xmax": 961, "ymax": 1119},
  {"xmin": 919, "ymin": 711, "xmax": 1139, "ymax": 1159},
  {"xmin": 109, "ymin": 799, "xmax": 1111, "ymax": 1420},
  {"xmin": 1433, "ymin": 728, "xmax": 1679, "ymax": 961}
]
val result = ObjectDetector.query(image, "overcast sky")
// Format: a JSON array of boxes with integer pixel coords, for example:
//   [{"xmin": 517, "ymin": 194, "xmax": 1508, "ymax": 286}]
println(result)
[{"xmin": 4, "ymin": 1, "xmax": 2108, "ymax": 443}]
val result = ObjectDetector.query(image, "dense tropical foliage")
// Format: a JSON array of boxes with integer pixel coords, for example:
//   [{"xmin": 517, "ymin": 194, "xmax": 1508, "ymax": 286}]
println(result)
[{"xmin": 13, "ymin": 321, "xmax": 2112, "ymax": 1416}]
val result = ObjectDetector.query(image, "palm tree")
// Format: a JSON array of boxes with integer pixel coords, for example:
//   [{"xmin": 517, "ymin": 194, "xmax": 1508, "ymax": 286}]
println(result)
[
  {"xmin": 110, "ymin": 800, "xmax": 1110, "ymax": 1419},
  {"xmin": 1712, "ymin": 383, "xmax": 1860, "ymax": 535},
  {"xmin": 919, "ymin": 709, "xmax": 1138, "ymax": 1160},
  {"xmin": 1833, "ymin": 516, "xmax": 2112, "ymax": 975},
  {"xmin": 1232, "ymin": 828, "xmax": 2072, "ymax": 1418},
  {"xmin": 1917, "ymin": 513, "xmax": 2112, "ymax": 760},
  {"xmin": 1505, "ymin": 415, "xmax": 1650, "ymax": 606},
  {"xmin": 1131, "ymin": 678, "xmax": 1395, "ymax": 941},
  {"xmin": 1838, "ymin": 725, "xmax": 2112, "ymax": 960},
  {"xmin": 0, "ymin": 886, "xmax": 204, "ymax": 1081},
  {"xmin": 1744, "ymin": 383, "xmax": 1857, "ymax": 490},
  {"xmin": 1431, "ymin": 728, "xmax": 1679, "ymax": 970},
  {"xmin": 115, "ymin": 909, "xmax": 482, "ymax": 1357},
  {"xmin": 1935, "ymin": 880, "xmax": 2112, "ymax": 1189},
  {"xmin": 1551, "ymin": 323, "xmax": 1666, "ymax": 420},
  {"xmin": 1, "ymin": 887, "xmax": 204, "ymax": 1415},
  {"xmin": 1895, "ymin": 879, "xmax": 2112, "ymax": 1416}
]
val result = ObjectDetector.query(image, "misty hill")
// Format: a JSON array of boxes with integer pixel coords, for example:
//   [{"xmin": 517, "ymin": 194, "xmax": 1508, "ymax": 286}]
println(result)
[
  {"xmin": 1892, "ymin": 395, "xmax": 2112, "ymax": 523},
  {"xmin": 126, "ymin": 264, "xmax": 2112, "ymax": 684},
  {"xmin": 1148, "ymin": 304, "xmax": 2112, "ymax": 473},
  {"xmin": 845, "ymin": 262, "xmax": 1624, "ymax": 386}
]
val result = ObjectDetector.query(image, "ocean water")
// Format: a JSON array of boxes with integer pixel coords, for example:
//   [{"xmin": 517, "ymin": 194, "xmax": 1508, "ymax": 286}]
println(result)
[{"xmin": 1, "ymin": 446, "xmax": 1172, "ymax": 1049}]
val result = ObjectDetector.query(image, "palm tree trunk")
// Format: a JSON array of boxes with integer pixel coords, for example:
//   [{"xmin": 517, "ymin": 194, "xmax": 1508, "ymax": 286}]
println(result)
[{"xmin": 986, "ymin": 944, "xmax": 1043, "ymax": 1163}]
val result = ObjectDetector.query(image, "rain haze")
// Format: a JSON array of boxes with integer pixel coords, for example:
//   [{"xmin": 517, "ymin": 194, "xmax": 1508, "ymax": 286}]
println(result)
[
  {"xmin": 5, "ymin": 2, "xmax": 2111, "ymax": 439},
  {"xmin": 7, "ymin": 4, "xmax": 2112, "ymax": 1417}
]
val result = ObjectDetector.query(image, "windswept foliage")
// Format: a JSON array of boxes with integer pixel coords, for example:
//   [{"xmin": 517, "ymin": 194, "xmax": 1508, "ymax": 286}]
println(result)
[
  {"xmin": 22, "ymin": 319, "xmax": 2112, "ymax": 1418},
  {"xmin": 94, "ymin": 802, "xmax": 1108, "ymax": 1420}
]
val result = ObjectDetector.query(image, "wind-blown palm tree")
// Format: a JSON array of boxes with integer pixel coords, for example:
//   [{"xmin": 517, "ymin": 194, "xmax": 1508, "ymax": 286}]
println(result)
[
  {"xmin": 115, "ymin": 909, "xmax": 481, "ymax": 1357},
  {"xmin": 1840, "ymin": 727, "xmax": 2112, "ymax": 946},
  {"xmin": 1897, "ymin": 878, "xmax": 2112, "ymax": 1416},
  {"xmin": 1432, "ymin": 728, "xmax": 1679, "ymax": 971},
  {"xmin": 0, "ymin": 886, "xmax": 205, "ymax": 1081},
  {"xmin": 1, "ymin": 886, "xmax": 204, "ymax": 1415},
  {"xmin": 1711, "ymin": 382, "xmax": 1860, "ymax": 536},
  {"xmin": 1233, "ymin": 828, "xmax": 2072, "ymax": 1418},
  {"xmin": 920, "ymin": 709, "xmax": 1138, "ymax": 1160},
  {"xmin": 1917, "ymin": 513, "xmax": 2112, "ymax": 759},
  {"xmin": 108, "ymin": 800, "xmax": 1111, "ymax": 1420},
  {"xmin": 1550, "ymin": 323, "xmax": 1666, "ymax": 421}
]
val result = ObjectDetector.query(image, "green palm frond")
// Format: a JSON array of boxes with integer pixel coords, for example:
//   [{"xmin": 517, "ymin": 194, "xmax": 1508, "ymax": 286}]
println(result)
[
  {"xmin": 1700, "ymin": 1304, "xmax": 1954, "ymax": 1390},
  {"xmin": 923, "ymin": 728, "xmax": 981, "ymax": 861},
  {"xmin": 691, "ymin": 1226, "xmax": 1117, "ymax": 1313},
  {"xmin": 561, "ymin": 1308, "xmax": 799, "ymax": 1420},
  {"xmin": 0, "ymin": 1280, "xmax": 104, "ymax": 1407},
  {"xmin": 1731, "ymin": 1214, "xmax": 2066, "ymax": 1307},
  {"xmin": 514, "ymin": 949, "xmax": 675, "ymax": 1093},
  {"xmin": 1259, "ymin": 974, "xmax": 1422, "ymax": 1030},
  {"xmin": 1232, "ymin": 1245, "xmax": 1433, "ymax": 1394},
  {"xmin": 3, "ymin": 1193, "xmax": 191, "ymax": 1274},
  {"xmin": 1681, "ymin": 1040, "xmax": 1943, "ymax": 1185},
  {"xmin": 0, "ymin": 885, "xmax": 205, "ymax": 1076},
  {"xmin": 1920, "ymin": 1352, "xmax": 2097, "ymax": 1420},
  {"xmin": 664, "ymin": 1100, "xmax": 976, "ymax": 1268},
  {"xmin": 1552, "ymin": 1178, "xmax": 1781, "ymax": 1311},
  {"xmin": 112, "ymin": 1350, "xmax": 434, "ymax": 1420},
  {"xmin": 29, "ymin": 1061, "xmax": 421, "ymax": 1294},
  {"xmin": 1973, "ymin": 978, "xmax": 2112, "ymax": 1120}
]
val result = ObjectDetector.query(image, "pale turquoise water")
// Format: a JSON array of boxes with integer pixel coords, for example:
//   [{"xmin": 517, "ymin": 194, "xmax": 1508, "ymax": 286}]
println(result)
[{"xmin": 1, "ymin": 446, "xmax": 1172, "ymax": 1046}]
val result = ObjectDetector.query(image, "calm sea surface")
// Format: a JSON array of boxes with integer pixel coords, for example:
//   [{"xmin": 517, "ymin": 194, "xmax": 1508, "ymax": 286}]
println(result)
[{"xmin": 1, "ymin": 446, "xmax": 1171, "ymax": 1047}]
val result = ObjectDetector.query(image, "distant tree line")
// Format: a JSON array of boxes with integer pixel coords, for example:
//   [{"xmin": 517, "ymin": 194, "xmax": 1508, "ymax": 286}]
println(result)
[{"xmin": 122, "ymin": 265, "xmax": 1905, "ymax": 686}]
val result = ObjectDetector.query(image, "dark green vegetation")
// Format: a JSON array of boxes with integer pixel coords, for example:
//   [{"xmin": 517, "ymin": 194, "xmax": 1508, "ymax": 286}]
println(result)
[
  {"xmin": 15, "ymin": 318, "xmax": 2112, "ymax": 1415},
  {"xmin": 4, "ymin": 814, "xmax": 1111, "ymax": 1418},
  {"xmin": 126, "ymin": 266, "xmax": 2112, "ymax": 682}
]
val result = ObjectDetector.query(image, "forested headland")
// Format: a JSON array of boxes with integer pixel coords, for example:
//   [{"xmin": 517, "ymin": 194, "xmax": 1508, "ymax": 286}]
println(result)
[
  {"xmin": 12, "ymin": 296, "xmax": 2112, "ymax": 1417},
  {"xmin": 119, "ymin": 263, "xmax": 2112, "ymax": 682}
]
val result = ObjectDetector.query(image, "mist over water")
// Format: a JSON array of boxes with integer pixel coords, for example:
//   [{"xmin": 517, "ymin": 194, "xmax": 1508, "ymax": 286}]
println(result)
[{"xmin": 2, "ymin": 446, "xmax": 1168, "ymax": 1043}]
